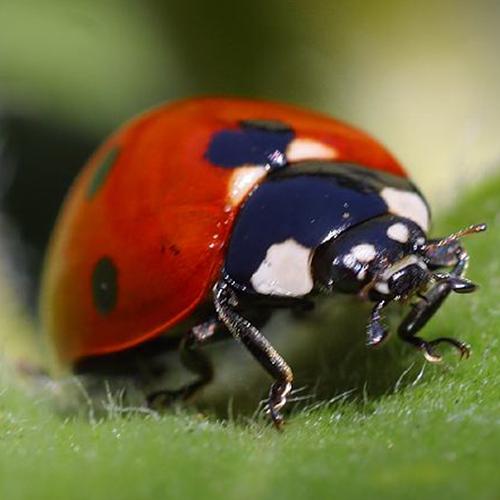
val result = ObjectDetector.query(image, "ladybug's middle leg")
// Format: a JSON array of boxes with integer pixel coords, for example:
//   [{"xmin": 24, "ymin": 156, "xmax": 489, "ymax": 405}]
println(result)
[
  {"xmin": 214, "ymin": 279, "xmax": 293, "ymax": 430},
  {"xmin": 147, "ymin": 319, "xmax": 219, "ymax": 408}
]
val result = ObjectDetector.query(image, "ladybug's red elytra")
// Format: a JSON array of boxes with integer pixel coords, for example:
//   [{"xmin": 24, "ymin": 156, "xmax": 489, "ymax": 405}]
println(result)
[{"xmin": 40, "ymin": 97, "xmax": 485, "ymax": 427}]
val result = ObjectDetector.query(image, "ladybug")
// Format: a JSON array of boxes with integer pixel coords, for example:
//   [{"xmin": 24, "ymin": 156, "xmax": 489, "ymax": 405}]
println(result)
[{"xmin": 40, "ymin": 97, "xmax": 485, "ymax": 428}]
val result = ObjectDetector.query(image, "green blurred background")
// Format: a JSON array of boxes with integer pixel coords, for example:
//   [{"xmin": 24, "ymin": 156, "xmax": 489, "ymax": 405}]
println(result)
[
  {"xmin": 0, "ymin": 0, "xmax": 499, "ymax": 366},
  {"xmin": 1, "ymin": 4, "xmax": 499, "ymax": 498}
]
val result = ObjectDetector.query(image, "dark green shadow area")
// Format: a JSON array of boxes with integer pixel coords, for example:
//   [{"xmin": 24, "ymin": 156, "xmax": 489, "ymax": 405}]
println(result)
[
  {"xmin": 86, "ymin": 147, "xmax": 120, "ymax": 200},
  {"xmin": 0, "ymin": 171, "xmax": 499, "ymax": 500}
]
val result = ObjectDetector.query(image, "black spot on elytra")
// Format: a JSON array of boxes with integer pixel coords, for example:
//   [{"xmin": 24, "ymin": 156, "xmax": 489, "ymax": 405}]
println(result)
[
  {"xmin": 92, "ymin": 257, "xmax": 118, "ymax": 314},
  {"xmin": 169, "ymin": 244, "xmax": 181, "ymax": 256},
  {"xmin": 87, "ymin": 146, "xmax": 120, "ymax": 199},
  {"xmin": 205, "ymin": 119, "xmax": 294, "ymax": 169},
  {"xmin": 160, "ymin": 243, "xmax": 181, "ymax": 256}
]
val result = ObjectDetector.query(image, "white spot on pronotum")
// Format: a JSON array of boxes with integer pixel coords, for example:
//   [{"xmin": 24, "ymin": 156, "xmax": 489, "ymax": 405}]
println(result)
[
  {"xmin": 251, "ymin": 239, "xmax": 314, "ymax": 296},
  {"xmin": 351, "ymin": 244, "xmax": 377, "ymax": 263},
  {"xmin": 227, "ymin": 166, "xmax": 267, "ymax": 205},
  {"xmin": 357, "ymin": 269, "xmax": 367, "ymax": 281},
  {"xmin": 387, "ymin": 222, "xmax": 410, "ymax": 243},
  {"xmin": 375, "ymin": 282, "xmax": 390, "ymax": 295},
  {"xmin": 380, "ymin": 187, "xmax": 430, "ymax": 231},
  {"xmin": 286, "ymin": 138, "xmax": 338, "ymax": 162}
]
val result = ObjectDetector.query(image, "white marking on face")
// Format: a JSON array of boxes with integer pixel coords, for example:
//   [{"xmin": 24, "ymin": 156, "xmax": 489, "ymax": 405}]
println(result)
[
  {"xmin": 286, "ymin": 138, "xmax": 338, "ymax": 162},
  {"xmin": 374, "ymin": 255, "xmax": 428, "ymax": 296},
  {"xmin": 342, "ymin": 253, "xmax": 356, "ymax": 268},
  {"xmin": 251, "ymin": 239, "xmax": 314, "ymax": 297},
  {"xmin": 387, "ymin": 222, "xmax": 410, "ymax": 243},
  {"xmin": 380, "ymin": 187, "xmax": 430, "ymax": 231},
  {"xmin": 227, "ymin": 166, "xmax": 267, "ymax": 206},
  {"xmin": 351, "ymin": 243, "xmax": 377, "ymax": 263},
  {"xmin": 381, "ymin": 255, "xmax": 428, "ymax": 282}
]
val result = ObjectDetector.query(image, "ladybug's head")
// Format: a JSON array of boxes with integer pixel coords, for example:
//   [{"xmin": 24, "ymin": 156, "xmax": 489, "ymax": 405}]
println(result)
[{"xmin": 311, "ymin": 215, "xmax": 485, "ymax": 303}]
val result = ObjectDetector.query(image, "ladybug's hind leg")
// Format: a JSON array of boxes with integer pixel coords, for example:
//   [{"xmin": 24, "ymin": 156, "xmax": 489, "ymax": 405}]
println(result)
[
  {"xmin": 147, "ymin": 319, "xmax": 219, "ymax": 409},
  {"xmin": 214, "ymin": 279, "xmax": 293, "ymax": 430}
]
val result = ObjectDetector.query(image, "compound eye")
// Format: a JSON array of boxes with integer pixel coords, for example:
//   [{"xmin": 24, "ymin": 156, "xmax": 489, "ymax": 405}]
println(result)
[{"xmin": 422, "ymin": 240, "xmax": 461, "ymax": 268}]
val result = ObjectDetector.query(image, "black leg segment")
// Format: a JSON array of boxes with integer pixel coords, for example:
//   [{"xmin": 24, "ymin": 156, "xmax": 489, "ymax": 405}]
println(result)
[
  {"xmin": 367, "ymin": 300, "xmax": 389, "ymax": 347},
  {"xmin": 214, "ymin": 279, "xmax": 293, "ymax": 429},
  {"xmin": 147, "ymin": 318, "xmax": 218, "ymax": 408},
  {"xmin": 398, "ymin": 246, "xmax": 473, "ymax": 362}
]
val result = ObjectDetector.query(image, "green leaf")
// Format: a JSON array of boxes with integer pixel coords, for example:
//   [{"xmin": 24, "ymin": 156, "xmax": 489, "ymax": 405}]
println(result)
[{"xmin": 0, "ymin": 172, "xmax": 499, "ymax": 500}]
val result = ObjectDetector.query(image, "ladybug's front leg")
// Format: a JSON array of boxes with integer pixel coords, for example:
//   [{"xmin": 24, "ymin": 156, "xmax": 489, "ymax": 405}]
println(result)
[
  {"xmin": 214, "ymin": 280, "xmax": 293, "ymax": 430},
  {"xmin": 366, "ymin": 300, "xmax": 390, "ymax": 347},
  {"xmin": 397, "ymin": 246, "xmax": 474, "ymax": 362}
]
